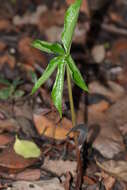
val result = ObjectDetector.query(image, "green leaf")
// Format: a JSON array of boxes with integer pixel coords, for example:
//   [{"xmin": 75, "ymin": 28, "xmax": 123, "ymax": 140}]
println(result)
[
  {"xmin": 0, "ymin": 77, "xmax": 10, "ymax": 86},
  {"xmin": 67, "ymin": 56, "xmax": 88, "ymax": 92},
  {"xmin": 61, "ymin": 0, "xmax": 82, "ymax": 53},
  {"xmin": 51, "ymin": 58, "xmax": 65, "ymax": 117},
  {"xmin": 14, "ymin": 136, "xmax": 41, "ymax": 159},
  {"xmin": 13, "ymin": 90, "xmax": 25, "ymax": 99},
  {"xmin": 12, "ymin": 78, "xmax": 24, "ymax": 90},
  {"xmin": 32, "ymin": 40, "xmax": 65, "ymax": 55},
  {"xmin": 31, "ymin": 57, "xmax": 59, "ymax": 94},
  {"xmin": 0, "ymin": 88, "xmax": 11, "ymax": 100},
  {"xmin": 29, "ymin": 70, "xmax": 38, "ymax": 84}
]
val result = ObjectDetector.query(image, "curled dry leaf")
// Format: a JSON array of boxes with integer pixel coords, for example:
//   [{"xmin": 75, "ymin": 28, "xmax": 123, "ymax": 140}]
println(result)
[
  {"xmin": 33, "ymin": 113, "xmax": 73, "ymax": 140},
  {"xmin": 96, "ymin": 160, "xmax": 127, "ymax": 182}
]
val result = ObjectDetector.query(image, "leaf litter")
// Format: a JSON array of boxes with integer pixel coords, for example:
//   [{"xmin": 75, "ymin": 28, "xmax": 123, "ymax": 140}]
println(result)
[{"xmin": 0, "ymin": 0, "xmax": 126, "ymax": 189}]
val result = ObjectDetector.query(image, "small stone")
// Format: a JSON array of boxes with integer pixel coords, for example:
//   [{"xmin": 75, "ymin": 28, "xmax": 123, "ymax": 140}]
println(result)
[{"xmin": 91, "ymin": 45, "xmax": 105, "ymax": 63}]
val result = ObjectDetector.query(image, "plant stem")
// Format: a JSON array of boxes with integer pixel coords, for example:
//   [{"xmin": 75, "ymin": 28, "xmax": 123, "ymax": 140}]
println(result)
[
  {"xmin": 66, "ymin": 65, "xmax": 76, "ymax": 126},
  {"xmin": 66, "ymin": 65, "xmax": 82, "ymax": 190}
]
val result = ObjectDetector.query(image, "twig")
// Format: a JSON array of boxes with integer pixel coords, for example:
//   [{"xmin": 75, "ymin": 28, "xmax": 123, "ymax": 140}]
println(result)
[{"xmin": 102, "ymin": 23, "xmax": 127, "ymax": 36}]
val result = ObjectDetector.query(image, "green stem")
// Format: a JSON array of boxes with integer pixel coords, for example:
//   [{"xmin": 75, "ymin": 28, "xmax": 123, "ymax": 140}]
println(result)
[
  {"xmin": 66, "ymin": 65, "xmax": 76, "ymax": 126},
  {"xmin": 66, "ymin": 65, "xmax": 81, "ymax": 189}
]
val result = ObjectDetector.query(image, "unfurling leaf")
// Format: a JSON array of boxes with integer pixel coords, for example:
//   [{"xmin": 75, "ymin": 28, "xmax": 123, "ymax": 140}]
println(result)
[
  {"xmin": 61, "ymin": 0, "xmax": 82, "ymax": 53},
  {"xmin": 14, "ymin": 136, "xmax": 41, "ymax": 159},
  {"xmin": 51, "ymin": 58, "xmax": 65, "ymax": 117},
  {"xmin": 31, "ymin": 57, "xmax": 59, "ymax": 94},
  {"xmin": 32, "ymin": 40, "xmax": 65, "ymax": 55},
  {"xmin": 67, "ymin": 56, "xmax": 88, "ymax": 92}
]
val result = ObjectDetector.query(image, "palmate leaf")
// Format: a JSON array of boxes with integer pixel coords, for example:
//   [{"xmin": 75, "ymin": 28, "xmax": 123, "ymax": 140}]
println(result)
[
  {"xmin": 51, "ymin": 58, "xmax": 66, "ymax": 118},
  {"xmin": 32, "ymin": 40, "xmax": 65, "ymax": 55},
  {"xmin": 31, "ymin": 57, "xmax": 60, "ymax": 94},
  {"xmin": 67, "ymin": 55, "xmax": 88, "ymax": 92},
  {"xmin": 61, "ymin": 0, "xmax": 82, "ymax": 54}
]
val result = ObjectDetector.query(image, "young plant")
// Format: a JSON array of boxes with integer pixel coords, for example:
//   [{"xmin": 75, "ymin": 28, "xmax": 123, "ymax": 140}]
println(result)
[{"xmin": 32, "ymin": 0, "xmax": 88, "ymax": 122}]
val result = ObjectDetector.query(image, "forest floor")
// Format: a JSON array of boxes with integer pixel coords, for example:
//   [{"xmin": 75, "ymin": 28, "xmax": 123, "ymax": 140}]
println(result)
[{"xmin": 0, "ymin": 0, "xmax": 127, "ymax": 189}]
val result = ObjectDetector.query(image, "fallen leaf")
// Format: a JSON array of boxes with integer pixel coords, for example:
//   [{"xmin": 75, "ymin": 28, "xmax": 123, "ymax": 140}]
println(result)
[
  {"xmin": 0, "ymin": 118, "xmax": 19, "ymax": 133},
  {"xmin": 83, "ymin": 176, "xmax": 96, "ymax": 185},
  {"xmin": 0, "ymin": 42, "xmax": 6, "ymax": 51},
  {"xmin": 0, "ymin": 134, "xmax": 14, "ymax": 147},
  {"xmin": 101, "ymin": 172, "xmax": 116, "ymax": 190},
  {"xmin": 106, "ymin": 96, "xmax": 127, "ymax": 128},
  {"xmin": 111, "ymin": 39, "xmax": 127, "ymax": 66},
  {"xmin": 88, "ymin": 100, "xmax": 109, "ymax": 113},
  {"xmin": 89, "ymin": 81, "xmax": 125, "ymax": 102},
  {"xmin": 14, "ymin": 102, "xmax": 33, "ymax": 120},
  {"xmin": 43, "ymin": 158, "xmax": 76, "ymax": 176},
  {"xmin": 96, "ymin": 159, "xmax": 127, "ymax": 182},
  {"xmin": 33, "ymin": 113, "xmax": 73, "ymax": 140},
  {"xmin": 0, "ymin": 54, "xmax": 16, "ymax": 69},
  {"xmin": 0, "ymin": 19, "xmax": 11, "ymax": 31},
  {"xmin": 14, "ymin": 136, "xmax": 41, "ymax": 159},
  {"xmin": 92, "ymin": 121, "xmax": 125, "ymax": 159},
  {"xmin": 12, "ymin": 179, "xmax": 64, "ymax": 190},
  {"xmin": 16, "ymin": 169, "xmax": 41, "ymax": 181},
  {"xmin": 18, "ymin": 37, "xmax": 47, "ymax": 66},
  {"xmin": 0, "ymin": 146, "xmax": 38, "ymax": 173}
]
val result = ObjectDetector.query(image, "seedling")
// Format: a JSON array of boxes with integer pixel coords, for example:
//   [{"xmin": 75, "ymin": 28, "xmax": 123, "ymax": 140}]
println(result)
[
  {"xmin": 32, "ymin": 0, "xmax": 88, "ymax": 124},
  {"xmin": 0, "ymin": 77, "xmax": 24, "ymax": 100},
  {"xmin": 14, "ymin": 0, "xmax": 88, "ymax": 172}
]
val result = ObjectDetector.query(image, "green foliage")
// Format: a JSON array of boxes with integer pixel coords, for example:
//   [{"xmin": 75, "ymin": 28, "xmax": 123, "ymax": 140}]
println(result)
[
  {"xmin": 32, "ymin": 40, "xmax": 64, "ymax": 55},
  {"xmin": 14, "ymin": 136, "xmax": 41, "ymax": 159},
  {"xmin": 31, "ymin": 57, "xmax": 60, "ymax": 94},
  {"xmin": 67, "ymin": 56, "xmax": 88, "ymax": 92},
  {"xmin": 61, "ymin": 0, "xmax": 82, "ymax": 54},
  {"xmin": 51, "ymin": 58, "xmax": 66, "ymax": 117},
  {"xmin": 0, "ymin": 77, "xmax": 24, "ymax": 100},
  {"xmin": 32, "ymin": 0, "xmax": 88, "ymax": 117}
]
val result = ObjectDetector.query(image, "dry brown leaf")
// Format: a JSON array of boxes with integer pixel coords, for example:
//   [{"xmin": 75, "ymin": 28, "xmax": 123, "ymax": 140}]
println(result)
[
  {"xmin": 0, "ymin": 19, "xmax": 11, "ymax": 31},
  {"xmin": 103, "ymin": 175, "xmax": 116, "ymax": 190},
  {"xmin": 111, "ymin": 39, "xmax": 127, "ymax": 65},
  {"xmin": 96, "ymin": 160, "xmax": 127, "ymax": 182},
  {"xmin": 0, "ymin": 54, "xmax": 16, "ymax": 69},
  {"xmin": 0, "ymin": 118, "xmax": 19, "ymax": 133},
  {"xmin": 0, "ymin": 42, "xmax": 6, "ymax": 51},
  {"xmin": 16, "ymin": 169, "xmax": 41, "ymax": 181},
  {"xmin": 89, "ymin": 81, "xmax": 125, "ymax": 102},
  {"xmin": 33, "ymin": 113, "xmax": 73, "ymax": 140},
  {"xmin": 18, "ymin": 37, "xmax": 47, "ymax": 66},
  {"xmin": 12, "ymin": 179, "xmax": 64, "ymax": 190},
  {"xmin": 0, "ymin": 134, "xmax": 14, "ymax": 147},
  {"xmin": 0, "ymin": 146, "xmax": 38, "ymax": 173},
  {"xmin": 92, "ymin": 121, "xmax": 125, "ymax": 159},
  {"xmin": 38, "ymin": 9, "xmax": 64, "ymax": 30},
  {"xmin": 43, "ymin": 158, "xmax": 76, "ymax": 176},
  {"xmin": 88, "ymin": 100, "xmax": 109, "ymax": 113}
]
